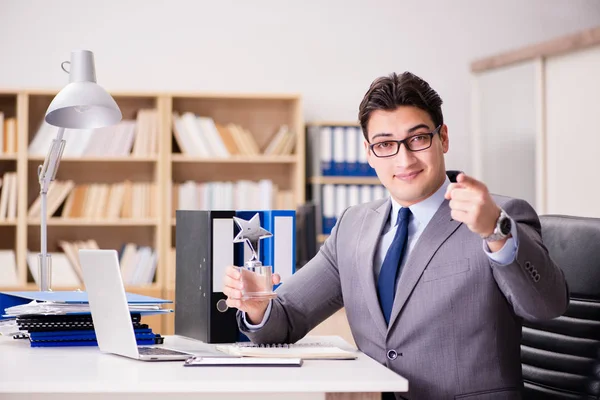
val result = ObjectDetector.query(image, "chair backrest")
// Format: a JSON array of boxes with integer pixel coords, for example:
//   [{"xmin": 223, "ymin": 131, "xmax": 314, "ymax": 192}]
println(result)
[{"xmin": 522, "ymin": 214, "xmax": 600, "ymax": 399}]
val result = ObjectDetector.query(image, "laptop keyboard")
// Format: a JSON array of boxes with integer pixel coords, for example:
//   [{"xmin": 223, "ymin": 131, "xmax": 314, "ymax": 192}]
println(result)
[{"xmin": 138, "ymin": 347, "xmax": 189, "ymax": 356}]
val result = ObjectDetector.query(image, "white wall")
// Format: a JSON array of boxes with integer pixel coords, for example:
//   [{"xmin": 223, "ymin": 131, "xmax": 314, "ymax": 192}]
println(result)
[{"xmin": 1, "ymin": 0, "xmax": 599, "ymax": 173}]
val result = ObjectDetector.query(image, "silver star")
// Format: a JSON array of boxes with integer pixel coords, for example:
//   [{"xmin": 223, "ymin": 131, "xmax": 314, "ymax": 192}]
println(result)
[{"xmin": 233, "ymin": 213, "xmax": 272, "ymax": 261}]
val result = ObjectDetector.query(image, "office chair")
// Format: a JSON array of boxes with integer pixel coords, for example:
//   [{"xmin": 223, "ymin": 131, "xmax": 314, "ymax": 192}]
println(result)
[{"xmin": 521, "ymin": 215, "xmax": 600, "ymax": 399}]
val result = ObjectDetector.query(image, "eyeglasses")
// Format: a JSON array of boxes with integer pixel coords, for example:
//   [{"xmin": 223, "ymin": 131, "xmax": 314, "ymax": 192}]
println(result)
[{"xmin": 369, "ymin": 125, "xmax": 441, "ymax": 158}]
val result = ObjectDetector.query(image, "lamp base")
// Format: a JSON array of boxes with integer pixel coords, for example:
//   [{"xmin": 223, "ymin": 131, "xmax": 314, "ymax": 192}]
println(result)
[{"xmin": 38, "ymin": 253, "xmax": 52, "ymax": 292}]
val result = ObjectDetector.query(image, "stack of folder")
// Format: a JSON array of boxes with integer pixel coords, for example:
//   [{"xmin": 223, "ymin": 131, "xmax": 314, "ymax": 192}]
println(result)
[
  {"xmin": 16, "ymin": 313, "xmax": 160, "ymax": 347},
  {"xmin": 0, "ymin": 291, "xmax": 172, "ymax": 347}
]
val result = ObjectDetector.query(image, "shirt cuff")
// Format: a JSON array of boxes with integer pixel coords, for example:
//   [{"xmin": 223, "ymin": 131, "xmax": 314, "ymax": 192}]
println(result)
[
  {"xmin": 483, "ymin": 216, "xmax": 519, "ymax": 266},
  {"xmin": 242, "ymin": 300, "xmax": 273, "ymax": 331}
]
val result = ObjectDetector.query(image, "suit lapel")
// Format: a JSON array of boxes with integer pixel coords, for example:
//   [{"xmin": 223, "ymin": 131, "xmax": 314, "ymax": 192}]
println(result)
[
  {"xmin": 355, "ymin": 199, "xmax": 390, "ymax": 338},
  {"xmin": 387, "ymin": 199, "xmax": 462, "ymax": 330}
]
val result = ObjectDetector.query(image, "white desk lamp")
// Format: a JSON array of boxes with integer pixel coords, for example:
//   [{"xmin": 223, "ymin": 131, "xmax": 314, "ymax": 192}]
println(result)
[{"xmin": 39, "ymin": 50, "xmax": 122, "ymax": 291}]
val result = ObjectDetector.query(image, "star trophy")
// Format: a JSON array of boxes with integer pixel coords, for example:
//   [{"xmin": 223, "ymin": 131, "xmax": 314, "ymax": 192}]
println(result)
[{"xmin": 233, "ymin": 213, "xmax": 278, "ymax": 300}]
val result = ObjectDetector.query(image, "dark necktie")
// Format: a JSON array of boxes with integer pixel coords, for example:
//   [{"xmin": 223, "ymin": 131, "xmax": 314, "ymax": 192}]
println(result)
[{"xmin": 377, "ymin": 207, "xmax": 412, "ymax": 324}]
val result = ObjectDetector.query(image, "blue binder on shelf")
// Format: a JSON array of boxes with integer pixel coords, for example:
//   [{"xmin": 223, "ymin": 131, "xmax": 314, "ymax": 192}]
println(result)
[{"xmin": 0, "ymin": 291, "xmax": 172, "ymax": 320}]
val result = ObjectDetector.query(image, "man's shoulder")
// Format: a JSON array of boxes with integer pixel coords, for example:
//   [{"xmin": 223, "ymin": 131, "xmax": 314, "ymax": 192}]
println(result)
[{"xmin": 342, "ymin": 197, "xmax": 389, "ymax": 220}]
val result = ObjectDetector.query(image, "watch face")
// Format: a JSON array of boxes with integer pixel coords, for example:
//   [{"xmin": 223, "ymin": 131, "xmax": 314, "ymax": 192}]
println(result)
[{"xmin": 500, "ymin": 216, "xmax": 511, "ymax": 235}]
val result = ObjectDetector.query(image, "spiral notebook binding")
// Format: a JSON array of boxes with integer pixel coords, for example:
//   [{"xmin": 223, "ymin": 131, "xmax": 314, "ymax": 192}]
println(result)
[{"xmin": 233, "ymin": 342, "xmax": 331, "ymax": 348}]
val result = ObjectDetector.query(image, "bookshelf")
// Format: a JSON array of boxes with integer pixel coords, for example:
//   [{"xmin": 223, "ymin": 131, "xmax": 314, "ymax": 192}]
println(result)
[
  {"xmin": 0, "ymin": 90, "xmax": 305, "ymax": 335},
  {"xmin": 306, "ymin": 121, "xmax": 383, "ymax": 243}
]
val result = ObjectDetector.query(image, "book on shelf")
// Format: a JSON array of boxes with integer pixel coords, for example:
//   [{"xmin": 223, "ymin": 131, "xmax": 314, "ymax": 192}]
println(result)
[
  {"xmin": 0, "ymin": 250, "xmax": 18, "ymax": 287},
  {"xmin": 172, "ymin": 112, "xmax": 294, "ymax": 157},
  {"xmin": 172, "ymin": 180, "xmax": 295, "ymax": 216},
  {"xmin": 0, "ymin": 113, "xmax": 17, "ymax": 155},
  {"xmin": 28, "ymin": 180, "xmax": 157, "ymax": 220},
  {"xmin": 26, "ymin": 240, "xmax": 158, "ymax": 288},
  {"xmin": 131, "ymin": 109, "xmax": 159, "ymax": 157},
  {"xmin": 28, "ymin": 109, "xmax": 158, "ymax": 158},
  {"xmin": 27, "ymin": 180, "xmax": 75, "ymax": 219},
  {"xmin": 58, "ymin": 239, "xmax": 99, "ymax": 282},
  {"xmin": 0, "ymin": 171, "xmax": 18, "ymax": 221},
  {"xmin": 262, "ymin": 124, "xmax": 296, "ymax": 156},
  {"xmin": 27, "ymin": 251, "xmax": 81, "ymax": 287},
  {"xmin": 118, "ymin": 243, "xmax": 158, "ymax": 286}
]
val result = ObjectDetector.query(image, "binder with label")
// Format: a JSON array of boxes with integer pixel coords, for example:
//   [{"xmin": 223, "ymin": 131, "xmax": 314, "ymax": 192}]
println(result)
[
  {"xmin": 175, "ymin": 210, "xmax": 239, "ymax": 344},
  {"xmin": 319, "ymin": 126, "xmax": 333, "ymax": 176}
]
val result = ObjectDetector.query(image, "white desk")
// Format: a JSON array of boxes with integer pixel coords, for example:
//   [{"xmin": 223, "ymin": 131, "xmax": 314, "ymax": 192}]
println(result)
[{"xmin": 0, "ymin": 335, "xmax": 408, "ymax": 400}]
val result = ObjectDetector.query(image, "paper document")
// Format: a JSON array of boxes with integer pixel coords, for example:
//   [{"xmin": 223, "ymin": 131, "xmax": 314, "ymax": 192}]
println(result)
[
  {"xmin": 184, "ymin": 356, "xmax": 303, "ymax": 367},
  {"xmin": 216, "ymin": 342, "xmax": 357, "ymax": 360},
  {"xmin": 0, "ymin": 319, "xmax": 19, "ymax": 336}
]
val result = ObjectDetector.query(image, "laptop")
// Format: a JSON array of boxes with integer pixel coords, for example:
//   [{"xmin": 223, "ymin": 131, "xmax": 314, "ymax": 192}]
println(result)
[{"xmin": 78, "ymin": 249, "xmax": 226, "ymax": 361}]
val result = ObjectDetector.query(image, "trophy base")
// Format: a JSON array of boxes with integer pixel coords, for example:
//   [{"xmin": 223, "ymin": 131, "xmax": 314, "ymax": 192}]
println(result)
[{"xmin": 241, "ymin": 292, "xmax": 278, "ymax": 301}]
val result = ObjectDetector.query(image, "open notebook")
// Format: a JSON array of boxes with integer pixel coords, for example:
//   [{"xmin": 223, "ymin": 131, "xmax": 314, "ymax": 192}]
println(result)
[{"xmin": 215, "ymin": 342, "xmax": 357, "ymax": 360}]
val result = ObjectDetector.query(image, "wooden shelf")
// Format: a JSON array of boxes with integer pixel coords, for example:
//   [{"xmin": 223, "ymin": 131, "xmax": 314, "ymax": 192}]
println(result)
[
  {"xmin": 309, "ymin": 176, "xmax": 381, "ymax": 185},
  {"xmin": 27, "ymin": 219, "xmax": 158, "ymax": 226},
  {"xmin": 307, "ymin": 121, "xmax": 360, "ymax": 127},
  {"xmin": 0, "ymin": 286, "xmax": 23, "ymax": 292},
  {"xmin": 27, "ymin": 156, "xmax": 158, "ymax": 163},
  {"xmin": 169, "ymin": 92, "xmax": 301, "ymax": 100},
  {"xmin": 1, "ymin": 89, "xmax": 305, "ymax": 336},
  {"xmin": 171, "ymin": 154, "xmax": 297, "ymax": 164}
]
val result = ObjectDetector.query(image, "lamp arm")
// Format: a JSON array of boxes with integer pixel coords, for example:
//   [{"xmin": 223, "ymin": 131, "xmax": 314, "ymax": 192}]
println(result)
[
  {"xmin": 37, "ymin": 127, "xmax": 66, "ymax": 292},
  {"xmin": 39, "ymin": 127, "xmax": 66, "ymax": 194}
]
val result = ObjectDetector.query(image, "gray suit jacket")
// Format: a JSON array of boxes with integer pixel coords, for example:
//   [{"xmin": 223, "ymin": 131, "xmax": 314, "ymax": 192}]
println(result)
[{"xmin": 238, "ymin": 184, "xmax": 569, "ymax": 399}]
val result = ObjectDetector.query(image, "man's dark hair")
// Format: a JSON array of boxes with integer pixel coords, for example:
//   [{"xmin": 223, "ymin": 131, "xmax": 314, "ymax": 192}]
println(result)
[{"xmin": 358, "ymin": 72, "xmax": 444, "ymax": 141}]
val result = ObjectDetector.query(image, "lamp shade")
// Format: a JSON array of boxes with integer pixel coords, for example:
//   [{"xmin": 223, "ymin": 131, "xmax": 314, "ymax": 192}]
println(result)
[{"xmin": 44, "ymin": 50, "xmax": 122, "ymax": 129}]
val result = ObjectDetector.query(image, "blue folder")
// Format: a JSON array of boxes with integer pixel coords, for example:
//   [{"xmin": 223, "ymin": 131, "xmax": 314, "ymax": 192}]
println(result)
[
  {"xmin": 29, "ymin": 330, "xmax": 156, "ymax": 342},
  {"xmin": 30, "ymin": 339, "xmax": 156, "ymax": 347},
  {"xmin": 0, "ymin": 291, "xmax": 173, "ymax": 320},
  {"xmin": 29, "ymin": 328, "xmax": 153, "ymax": 338}
]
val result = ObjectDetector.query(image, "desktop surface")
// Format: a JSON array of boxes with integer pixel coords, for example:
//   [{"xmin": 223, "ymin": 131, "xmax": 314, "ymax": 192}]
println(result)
[{"xmin": 0, "ymin": 335, "xmax": 408, "ymax": 399}]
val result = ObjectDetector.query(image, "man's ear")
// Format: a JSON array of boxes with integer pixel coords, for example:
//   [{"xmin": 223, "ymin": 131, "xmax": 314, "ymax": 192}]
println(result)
[
  {"xmin": 364, "ymin": 139, "xmax": 374, "ymax": 167},
  {"xmin": 440, "ymin": 125, "xmax": 449, "ymax": 153}
]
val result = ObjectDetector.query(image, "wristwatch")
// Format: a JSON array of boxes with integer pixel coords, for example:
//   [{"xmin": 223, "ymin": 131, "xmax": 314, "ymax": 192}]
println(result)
[{"xmin": 482, "ymin": 208, "xmax": 512, "ymax": 242}]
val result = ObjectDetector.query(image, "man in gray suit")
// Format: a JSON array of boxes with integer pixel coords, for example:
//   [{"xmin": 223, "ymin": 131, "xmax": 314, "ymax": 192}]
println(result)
[{"xmin": 224, "ymin": 72, "xmax": 568, "ymax": 399}]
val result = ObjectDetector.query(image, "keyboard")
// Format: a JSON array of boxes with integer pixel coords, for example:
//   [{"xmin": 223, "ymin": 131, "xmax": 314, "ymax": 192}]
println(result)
[{"xmin": 138, "ymin": 347, "xmax": 190, "ymax": 356}]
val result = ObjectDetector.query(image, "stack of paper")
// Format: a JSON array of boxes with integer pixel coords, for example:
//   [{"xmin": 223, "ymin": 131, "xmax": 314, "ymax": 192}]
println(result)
[
  {"xmin": 1, "ymin": 291, "xmax": 172, "ymax": 318},
  {"xmin": 3, "ymin": 300, "xmax": 163, "ymax": 318}
]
